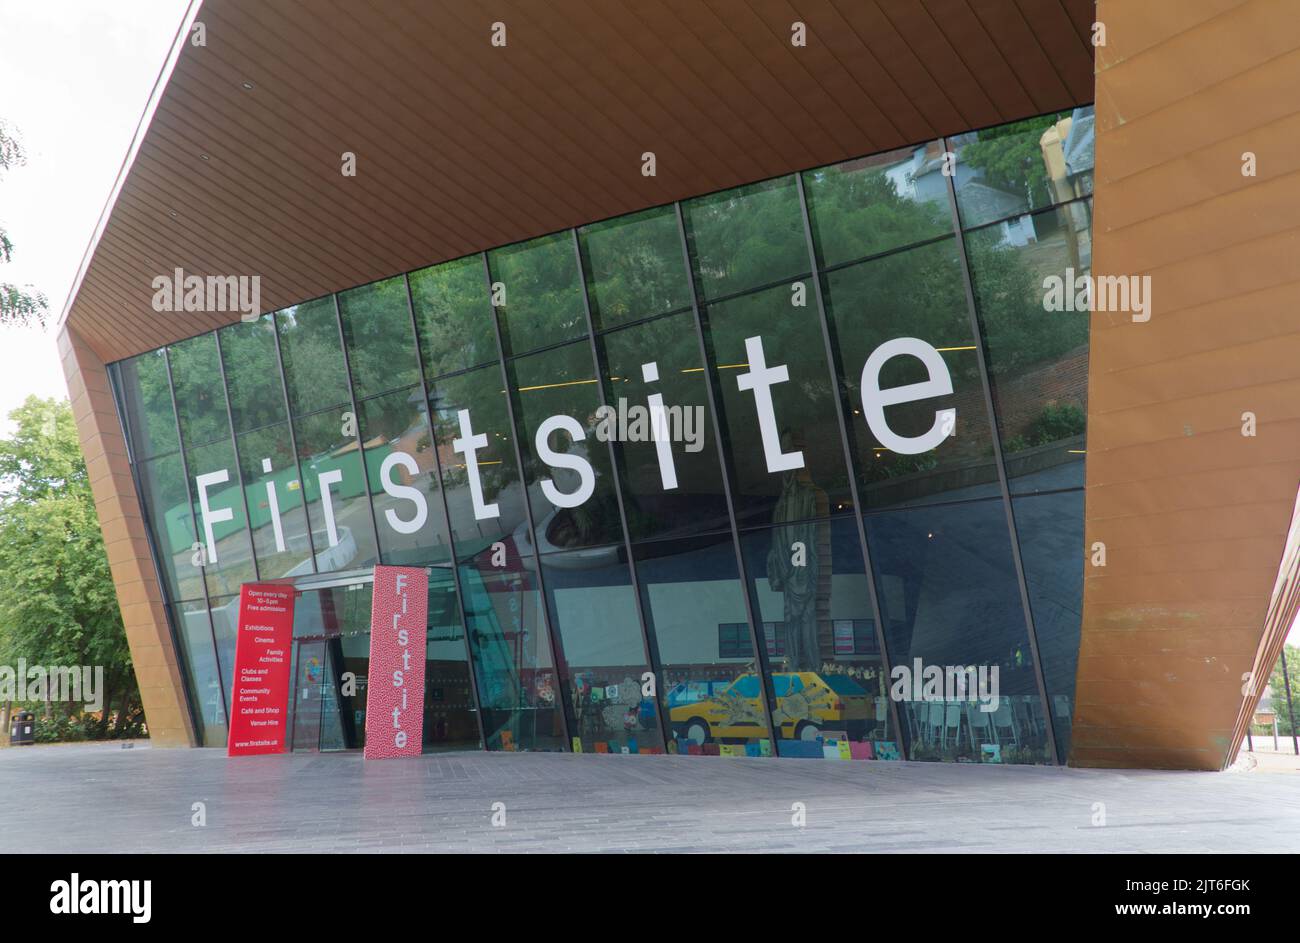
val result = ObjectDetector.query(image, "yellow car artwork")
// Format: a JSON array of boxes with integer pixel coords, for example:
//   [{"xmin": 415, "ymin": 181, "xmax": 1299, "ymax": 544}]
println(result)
[{"xmin": 669, "ymin": 672, "xmax": 871, "ymax": 744}]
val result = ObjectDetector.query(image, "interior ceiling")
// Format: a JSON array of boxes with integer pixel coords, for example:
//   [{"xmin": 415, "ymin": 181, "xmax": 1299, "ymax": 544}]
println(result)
[{"xmin": 62, "ymin": 0, "xmax": 1095, "ymax": 364}]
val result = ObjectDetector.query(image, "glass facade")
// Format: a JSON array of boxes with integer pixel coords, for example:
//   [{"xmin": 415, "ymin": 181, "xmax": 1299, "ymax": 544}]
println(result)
[{"xmin": 109, "ymin": 107, "xmax": 1093, "ymax": 765}]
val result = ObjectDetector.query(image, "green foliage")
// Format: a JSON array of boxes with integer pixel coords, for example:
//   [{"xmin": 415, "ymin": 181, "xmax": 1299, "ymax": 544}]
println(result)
[
  {"xmin": 0, "ymin": 397, "xmax": 140, "ymax": 739},
  {"xmin": 863, "ymin": 451, "xmax": 939, "ymax": 483},
  {"xmin": 0, "ymin": 118, "xmax": 47, "ymax": 328},
  {"xmin": 684, "ymin": 178, "xmax": 807, "ymax": 299},
  {"xmin": 581, "ymin": 206, "xmax": 690, "ymax": 326},
  {"xmin": 959, "ymin": 113, "xmax": 1067, "ymax": 207},
  {"xmin": 1005, "ymin": 403, "xmax": 1087, "ymax": 453},
  {"xmin": 1264, "ymin": 645, "xmax": 1300, "ymax": 736},
  {"xmin": 804, "ymin": 160, "xmax": 949, "ymax": 264},
  {"xmin": 338, "ymin": 276, "xmax": 422, "ymax": 398},
  {"xmin": 998, "ymin": 744, "xmax": 1053, "ymax": 765},
  {"xmin": 967, "ymin": 236, "xmax": 1087, "ymax": 372},
  {"xmin": 410, "ymin": 254, "xmax": 498, "ymax": 377},
  {"xmin": 1032, "ymin": 402, "xmax": 1086, "ymax": 441},
  {"xmin": 33, "ymin": 714, "xmax": 89, "ymax": 743},
  {"xmin": 489, "ymin": 231, "xmax": 587, "ymax": 352}
]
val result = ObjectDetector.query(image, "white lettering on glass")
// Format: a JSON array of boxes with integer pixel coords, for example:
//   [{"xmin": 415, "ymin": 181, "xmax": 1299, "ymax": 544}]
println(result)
[
  {"xmin": 260, "ymin": 458, "xmax": 286, "ymax": 553},
  {"xmin": 453, "ymin": 408, "xmax": 499, "ymax": 521},
  {"xmin": 535, "ymin": 414, "xmax": 595, "ymax": 509},
  {"xmin": 379, "ymin": 451, "xmax": 428, "ymax": 535},
  {"xmin": 187, "ymin": 332, "xmax": 961, "ymax": 553},
  {"xmin": 317, "ymin": 468, "xmax": 344, "ymax": 546},
  {"xmin": 195, "ymin": 470, "xmax": 232, "ymax": 564},
  {"xmin": 642, "ymin": 361, "xmax": 678, "ymax": 490},
  {"xmin": 735, "ymin": 335, "xmax": 804, "ymax": 473},
  {"xmin": 860, "ymin": 337, "xmax": 955, "ymax": 455}
]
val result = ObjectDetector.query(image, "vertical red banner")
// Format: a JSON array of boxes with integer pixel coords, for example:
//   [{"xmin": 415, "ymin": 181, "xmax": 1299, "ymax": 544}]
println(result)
[
  {"xmin": 227, "ymin": 583, "xmax": 296, "ymax": 756},
  {"xmin": 364, "ymin": 566, "xmax": 428, "ymax": 759}
]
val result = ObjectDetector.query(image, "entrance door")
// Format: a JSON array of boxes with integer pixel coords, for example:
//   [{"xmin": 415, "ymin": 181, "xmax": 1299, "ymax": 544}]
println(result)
[
  {"xmin": 280, "ymin": 569, "xmax": 482, "ymax": 753},
  {"xmin": 287, "ymin": 635, "xmax": 368, "ymax": 752},
  {"xmin": 289, "ymin": 639, "xmax": 328, "ymax": 752},
  {"xmin": 319, "ymin": 635, "xmax": 366, "ymax": 751},
  {"xmin": 285, "ymin": 579, "xmax": 373, "ymax": 752}
]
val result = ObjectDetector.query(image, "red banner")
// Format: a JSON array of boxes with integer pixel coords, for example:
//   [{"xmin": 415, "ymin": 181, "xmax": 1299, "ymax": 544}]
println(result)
[
  {"xmin": 364, "ymin": 566, "xmax": 428, "ymax": 759},
  {"xmin": 227, "ymin": 583, "xmax": 296, "ymax": 756}
]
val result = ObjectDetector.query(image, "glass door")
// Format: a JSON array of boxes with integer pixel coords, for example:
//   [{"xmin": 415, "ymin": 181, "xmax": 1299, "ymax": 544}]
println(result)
[
  {"xmin": 289, "ymin": 639, "xmax": 327, "ymax": 752},
  {"xmin": 282, "ymin": 569, "xmax": 484, "ymax": 753},
  {"xmin": 320, "ymin": 634, "xmax": 368, "ymax": 751}
]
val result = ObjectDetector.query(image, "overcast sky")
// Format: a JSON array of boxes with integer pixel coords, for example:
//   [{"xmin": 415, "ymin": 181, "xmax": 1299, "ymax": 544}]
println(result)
[{"xmin": 0, "ymin": 0, "xmax": 188, "ymax": 433}]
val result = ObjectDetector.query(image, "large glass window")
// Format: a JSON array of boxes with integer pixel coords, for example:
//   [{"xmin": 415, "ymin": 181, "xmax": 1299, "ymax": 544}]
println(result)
[
  {"xmin": 803, "ymin": 141, "xmax": 952, "ymax": 266},
  {"xmin": 236, "ymin": 422, "xmax": 315, "ymax": 580},
  {"xmin": 865, "ymin": 498, "xmax": 1052, "ymax": 765},
  {"xmin": 821, "ymin": 238, "xmax": 1001, "ymax": 508},
  {"xmin": 424, "ymin": 568, "xmax": 482, "ymax": 752},
  {"xmin": 275, "ymin": 297, "xmax": 350, "ymax": 417},
  {"xmin": 597, "ymin": 311, "xmax": 730, "ymax": 540},
  {"xmin": 488, "ymin": 232, "xmax": 586, "ymax": 356},
  {"xmin": 338, "ymin": 276, "xmax": 421, "ymax": 399},
  {"xmin": 292, "ymin": 407, "xmax": 377, "ymax": 572},
  {"xmin": 219, "ymin": 315, "xmax": 288, "ymax": 433},
  {"xmin": 634, "ymin": 533, "xmax": 773, "ymax": 756},
  {"xmin": 168, "ymin": 333, "xmax": 229, "ymax": 449},
  {"xmin": 540, "ymin": 548, "xmax": 662, "ymax": 754},
  {"xmin": 739, "ymin": 517, "xmax": 894, "ymax": 759},
  {"xmin": 1010, "ymin": 490, "xmax": 1084, "ymax": 757},
  {"xmin": 458, "ymin": 544, "xmax": 564, "ymax": 752},
  {"xmin": 951, "ymin": 107, "xmax": 1094, "ymax": 229},
  {"xmin": 506, "ymin": 341, "xmax": 623, "ymax": 551},
  {"xmin": 682, "ymin": 176, "xmax": 808, "ymax": 301},
  {"xmin": 116, "ymin": 350, "xmax": 178, "ymax": 460},
  {"xmin": 967, "ymin": 201, "xmax": 1092, "ymax": 493},
  {"xmin": 112, "ymin": 106, "xmax": 1093, "ymax": 764},
  {"xmin": 358, "ymin": 386, "xmax": 451, "ymax": 565},
  {"xmin": 173, "ymin": 601, "xmax": 226, "ymax": 747},
  {"xmin": 703, "ymin": 280, "xmax": 853, "ymax": 526},
  {"xmin": 139, "ymin": 452, "xmax": 204, "ymax": 602},
  {"xmin": 428, "ymin": 363, "xmax": 528, "ymax": 556},
  {"xmin": 410, "ymin": 255, "xmax": 496, "ymax": 378},
  {"xmin": 185, "ymin": 438, "xmax": 256, "ymax": 597},
  {"xmin": 207, "ymin": 593, "xmax": 239, "ymax": 716},
  {"xmin": 579, "ymin": 206, "xmax": 691, "ymax": 328}
]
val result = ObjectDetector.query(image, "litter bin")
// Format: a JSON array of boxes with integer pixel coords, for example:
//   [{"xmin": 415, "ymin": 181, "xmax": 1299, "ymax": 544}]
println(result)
[{"xmin": 9, "ymin": 711, "xmax": 34, "ymax": 745}]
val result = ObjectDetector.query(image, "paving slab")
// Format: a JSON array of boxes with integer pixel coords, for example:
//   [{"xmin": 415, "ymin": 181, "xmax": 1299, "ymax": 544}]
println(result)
[{"xmin": 0, "ymin": 742, "xmax": 1295, "ymax": 853}]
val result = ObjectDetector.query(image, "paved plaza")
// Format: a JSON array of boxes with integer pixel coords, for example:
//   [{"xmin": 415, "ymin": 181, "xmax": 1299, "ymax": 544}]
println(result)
[{"xmin": 0, "ymin": 742, "xmax": 1296, "ymax": 853}]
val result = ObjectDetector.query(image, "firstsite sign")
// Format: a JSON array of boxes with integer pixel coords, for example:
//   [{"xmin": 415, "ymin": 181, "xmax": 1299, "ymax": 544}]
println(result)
[{"xmin": 192, "ymin": 334, "xmax": 956, "ymax": 561}]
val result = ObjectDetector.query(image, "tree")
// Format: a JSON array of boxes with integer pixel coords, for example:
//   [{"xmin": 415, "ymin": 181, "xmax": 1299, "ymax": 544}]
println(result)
[
  {"xmin": 0, "ymin": 397, "xmax": 142, "ymax": 739},
  {"xmin": 1265, "ymin": 644, "xmax": 1300, "ymax": 737},
  {"xmin": 959, "ymin": 112, "xmax": 1066, "ymax": 209},
  {"xmin": 0, "ymin": 119, "xmax": 48, "ymax": 328}
]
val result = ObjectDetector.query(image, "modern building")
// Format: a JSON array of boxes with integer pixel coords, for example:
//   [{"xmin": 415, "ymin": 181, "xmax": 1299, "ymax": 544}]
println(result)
[{"xmin": 56, "ymin": 0, "xmax": 1300, "ymax": 769}]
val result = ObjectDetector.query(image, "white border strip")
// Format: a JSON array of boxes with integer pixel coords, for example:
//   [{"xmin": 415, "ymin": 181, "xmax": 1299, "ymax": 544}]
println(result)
[{"xmin": 56, "ymin": 0, "xmax": 204, "ymax": 331}]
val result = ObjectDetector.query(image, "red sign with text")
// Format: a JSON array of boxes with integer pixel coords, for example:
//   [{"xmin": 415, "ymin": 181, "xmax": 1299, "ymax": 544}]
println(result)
[
  {"xmin": 364, "ymin": 566, "xmax": 428, "ymax": 759},
  {"xmin": 226, "ymin": 583, "xmax": 295, "ymax": 756}
]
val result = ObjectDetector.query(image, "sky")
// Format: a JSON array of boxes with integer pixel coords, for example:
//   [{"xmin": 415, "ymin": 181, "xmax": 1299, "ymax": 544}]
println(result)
[{"xmin": 0, "ymin": 0, "xmax": 188, "ymax": 433}]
